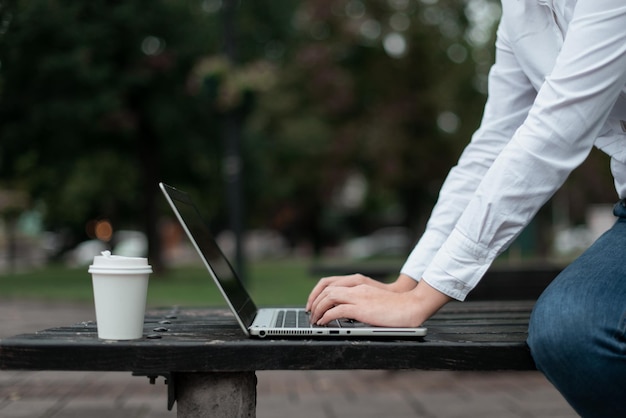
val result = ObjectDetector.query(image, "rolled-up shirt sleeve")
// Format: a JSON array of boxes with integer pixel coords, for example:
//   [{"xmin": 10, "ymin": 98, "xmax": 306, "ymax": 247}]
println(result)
[{"xmin": 404, "ymin": 0, "xmax": 626, "ymax": 301}]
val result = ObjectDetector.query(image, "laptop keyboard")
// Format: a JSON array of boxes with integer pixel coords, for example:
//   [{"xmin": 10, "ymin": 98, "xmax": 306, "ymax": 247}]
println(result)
[
  {"xmin": 274, "ymin": 309, "xmax": 356, "ymax": 328},
  {"xmin": 275, "ymin": 310, "xmax": 311, "ymax": 328}
]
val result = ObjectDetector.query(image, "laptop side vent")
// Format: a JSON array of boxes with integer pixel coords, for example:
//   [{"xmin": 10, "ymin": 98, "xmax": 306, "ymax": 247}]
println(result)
[{"xmin": 266, "ymin": 330, "xmax": 314, "ymax": 336}]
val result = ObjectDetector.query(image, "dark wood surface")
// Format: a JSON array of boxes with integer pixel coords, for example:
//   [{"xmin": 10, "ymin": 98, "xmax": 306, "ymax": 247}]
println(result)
[{"xmin": 0, "ymin": 301, "xmax": 536, "ymax": 373}]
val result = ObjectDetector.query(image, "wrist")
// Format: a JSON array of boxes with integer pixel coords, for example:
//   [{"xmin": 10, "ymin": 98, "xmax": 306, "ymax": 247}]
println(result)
[
  {"xmin": 387, "ymin": 273, "xmax": 419, "ymax": 293},
  {"xmin": 407, "ymin": 279, "xmax": 452, "ymax": 325}
]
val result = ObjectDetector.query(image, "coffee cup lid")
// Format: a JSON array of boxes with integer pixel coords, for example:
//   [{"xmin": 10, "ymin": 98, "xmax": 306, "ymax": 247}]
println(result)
[{"xmin": 88, "ymin": 251, "xmax": 153, "ymax": 274}]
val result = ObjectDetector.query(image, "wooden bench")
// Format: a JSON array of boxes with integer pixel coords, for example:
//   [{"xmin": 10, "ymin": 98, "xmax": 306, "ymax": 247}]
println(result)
[{"xmin": 0, "ymin": 301, "xmax": 535, "ymax": 417}]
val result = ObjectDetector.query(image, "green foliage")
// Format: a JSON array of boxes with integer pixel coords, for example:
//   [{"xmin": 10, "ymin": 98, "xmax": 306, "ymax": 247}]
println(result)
[
  {"xmin": 245, "ymin": 0, "xmax": 499, "ymax": 247},
  {"xmin": 0, "ymin": 0, "xmax": 501, "ymax": 258},
  {"xmin": 0, "ymin": 0, "xmax": 219, "ymax": 228}
]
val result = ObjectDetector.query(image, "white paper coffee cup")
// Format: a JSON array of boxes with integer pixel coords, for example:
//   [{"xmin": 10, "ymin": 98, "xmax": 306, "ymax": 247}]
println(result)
[{"xmin": 88, "ymin": 251, "xmax": 153, "ymax": 340}]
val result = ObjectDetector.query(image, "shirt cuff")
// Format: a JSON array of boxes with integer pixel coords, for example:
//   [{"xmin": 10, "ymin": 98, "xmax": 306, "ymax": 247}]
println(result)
[
  {"xmin": 400, "ymin": 229, "xmax": 448, "ymax": 282},
  {"xmin": 421, "ymin": 228, "xmax": 496, "ymax": 301}
]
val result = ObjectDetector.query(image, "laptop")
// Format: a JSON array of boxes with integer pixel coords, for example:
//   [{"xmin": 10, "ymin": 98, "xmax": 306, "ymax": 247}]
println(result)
[{"xmin": 159, "ymin": 182, "xmax": 427, "ymax": 338}]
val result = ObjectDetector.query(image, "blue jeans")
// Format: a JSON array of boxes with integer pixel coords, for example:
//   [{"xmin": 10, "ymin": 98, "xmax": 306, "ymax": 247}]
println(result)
[{"xmin": 528, "ymin": 199, "xmax": 626, "ymax": 417}]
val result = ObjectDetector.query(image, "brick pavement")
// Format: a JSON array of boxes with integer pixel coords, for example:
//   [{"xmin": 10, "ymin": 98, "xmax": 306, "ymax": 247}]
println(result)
[{"xmin": 0, "ymin": 300, "xmax": 577, "ymax": 417}]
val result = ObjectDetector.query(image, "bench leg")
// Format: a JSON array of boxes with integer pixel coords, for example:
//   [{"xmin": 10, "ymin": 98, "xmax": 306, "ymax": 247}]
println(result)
[{"xmin": 175, "ymin": 372, "xmax": 257, "ymax": 418}]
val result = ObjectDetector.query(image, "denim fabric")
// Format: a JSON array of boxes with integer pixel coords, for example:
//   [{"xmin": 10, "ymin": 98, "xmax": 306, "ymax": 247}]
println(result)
[{"xmin": 528, "ymin": 199, "xmax": 626, "ymax": 417}]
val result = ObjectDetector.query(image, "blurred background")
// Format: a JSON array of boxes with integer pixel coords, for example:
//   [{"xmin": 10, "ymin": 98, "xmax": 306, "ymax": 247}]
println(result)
[{"xmin": 0, "ymin": 0, "xmax": 618, "ymax": 305}]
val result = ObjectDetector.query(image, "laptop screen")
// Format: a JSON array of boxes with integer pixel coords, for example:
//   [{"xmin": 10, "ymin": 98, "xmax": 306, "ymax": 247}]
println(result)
[{"xmin": 159, "ymin": 183, "xmax": 258, "ymax": 329}]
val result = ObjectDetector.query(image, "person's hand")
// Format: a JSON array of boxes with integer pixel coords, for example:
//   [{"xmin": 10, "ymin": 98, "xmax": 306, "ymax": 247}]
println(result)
[
  {"xmin": 308, "ymin": 283, "xmax": 418, "ymax": 327},
  {"xmin": 305, "ymin": 274, "xmax": 389, "ymax": 313},
  {"xmin": 307, "ymin": 275, "xmax": 452, "ymax": 328}
]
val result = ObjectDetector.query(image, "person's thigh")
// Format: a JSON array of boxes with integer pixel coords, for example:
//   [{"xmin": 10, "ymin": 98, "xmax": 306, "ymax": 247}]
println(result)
[{"xmin": 528, "ymin": 205, "xmax": 626, "ymax": 417}]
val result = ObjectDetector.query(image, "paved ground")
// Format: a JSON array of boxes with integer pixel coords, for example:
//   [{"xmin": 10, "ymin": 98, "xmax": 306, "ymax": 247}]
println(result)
[{"xmin": 0, "ymin": 300, "xmax": 578, "ymax": 418}]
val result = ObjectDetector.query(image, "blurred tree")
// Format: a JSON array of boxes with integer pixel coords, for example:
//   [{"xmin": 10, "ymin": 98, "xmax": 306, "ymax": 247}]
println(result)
[
  {"xmin": 0, "ymin": 0, "xmax": 309, "ymax": 269},
  {"xmin": 0, "ymin": 0, "xmax": 617, "ymax": 269},
  {"xmin": 0, "ymin": 0, "xmax": 521, "ymax": 265},
  {"xmin": 0, "ymin": 0, "xmax": 225, "ymax": 269},
  {"xmin": 245, "ymin": 0, "xmax": 501, "ymax": 254},
  {"xmin": 0, "ymin": 0, "xmax": 500, "ymax": 259}
]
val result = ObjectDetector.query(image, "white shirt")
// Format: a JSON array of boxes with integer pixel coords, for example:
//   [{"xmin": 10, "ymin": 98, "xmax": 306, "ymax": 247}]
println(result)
[{"xmin": 401, "ymin": 0, "xmax": 626, "ymax": 301}]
